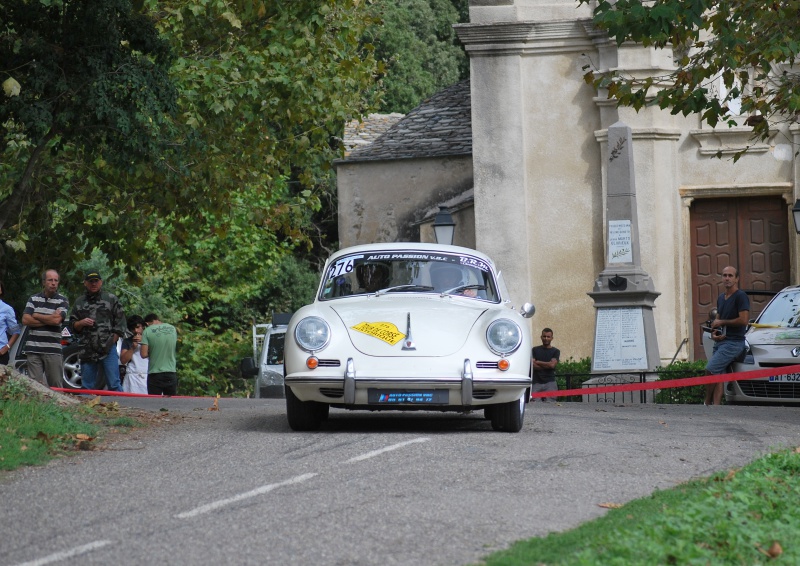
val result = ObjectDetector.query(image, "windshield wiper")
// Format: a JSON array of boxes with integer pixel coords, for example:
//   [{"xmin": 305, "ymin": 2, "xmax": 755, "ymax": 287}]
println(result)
[{"xmin": 375, "ymin": 284, "xmax": 435, "ymax": 296}]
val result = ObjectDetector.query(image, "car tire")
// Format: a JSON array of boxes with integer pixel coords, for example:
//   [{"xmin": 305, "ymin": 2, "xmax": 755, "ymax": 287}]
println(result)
[
  {"xmin": 285, "ymin": 385, "xmax": 325, "ymax": 431},
  {"xmin": 61, "ymin": 347, "xmax": 84, "ymax": 389},
  {"xmin": 490, "ymin": 395, "xmax": 525, "ymax": 432},
  {"xmin": 483, "ymin": 406, "xmax": 495, "ymax": 420}
]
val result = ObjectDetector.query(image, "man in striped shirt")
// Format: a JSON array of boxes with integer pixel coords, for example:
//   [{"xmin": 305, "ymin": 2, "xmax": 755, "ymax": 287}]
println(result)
[{"xmin": 22, "ymin": 269, "xmax": 69, "ymax": 388}]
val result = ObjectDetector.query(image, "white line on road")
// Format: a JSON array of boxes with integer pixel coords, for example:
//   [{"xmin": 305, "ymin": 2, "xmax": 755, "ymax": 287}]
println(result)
[
  {"xmin": 13, "ymin": 540, "xmax": 112, "ymax": 566},
  {"xmin": 344, "ymin": 437, "xmax": 431, "ymax": 463},
  {"xmin": 176, "ymin": 473, "xmax": 318, "ymax": 519}
]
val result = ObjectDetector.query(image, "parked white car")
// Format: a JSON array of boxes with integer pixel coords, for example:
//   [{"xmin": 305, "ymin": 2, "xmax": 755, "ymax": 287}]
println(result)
[
  {"xmin": 702, "ymin": 287, "xmax": 800, "ymax": 404},
  {"xmin": 283, "ymin": 243, "xmax": 535, "ymax": 432},
  {"xmin": 240, "ymin": 314, "xmax": 291, "ymax": 398}
]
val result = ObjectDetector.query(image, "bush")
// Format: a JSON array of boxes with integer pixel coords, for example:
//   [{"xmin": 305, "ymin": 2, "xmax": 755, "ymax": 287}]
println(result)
[
  {"xmin": 654, "ymin": 359, "xmax": 707, "ymax": 404},
  {"xmin": 554, "ymin": 357, "xmax": 592, "ymax": 400},
  {"xmin": 552, "ymin": 357, "xmax": 708, "ymax": 404}
]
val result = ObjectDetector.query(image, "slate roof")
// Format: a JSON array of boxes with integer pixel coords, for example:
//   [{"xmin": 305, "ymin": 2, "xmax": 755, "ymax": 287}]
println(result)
[
  {"xmin": 340, "ymin": 80, "xmax": 472, "ymax": 163},
  {"xmin": 343, "ymin": 113, "xmax": 404, "ymax": 155}
]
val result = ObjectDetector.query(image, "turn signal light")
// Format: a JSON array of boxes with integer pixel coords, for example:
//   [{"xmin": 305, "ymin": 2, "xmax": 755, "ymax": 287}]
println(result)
[
  {"xmin": 497, "ymin": 358, "xmax": 510, "ymax": 371},
  {"xmin": 306, "ymin": 356, "xmax": 319, "ymax": 370}
]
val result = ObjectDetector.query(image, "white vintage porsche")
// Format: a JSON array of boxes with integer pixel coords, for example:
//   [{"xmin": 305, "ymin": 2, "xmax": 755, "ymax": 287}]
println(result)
[{"xmin": 283, "ymin": 243, "xmax": 535, "ymax": 432}]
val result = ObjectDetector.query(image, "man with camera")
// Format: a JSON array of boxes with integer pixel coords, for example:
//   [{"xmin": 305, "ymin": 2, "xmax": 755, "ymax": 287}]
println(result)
[{"xmin": 705, "ymin": 266, "xmax": 750, "ymax": 405}]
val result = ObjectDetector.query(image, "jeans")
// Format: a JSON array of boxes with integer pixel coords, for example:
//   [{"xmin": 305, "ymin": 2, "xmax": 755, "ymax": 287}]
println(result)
[
  {"xmin": 706, "ymin": 339, "xmax": 746, "ymax": 375},
  {"xmin": 81, "ymin": 345, "xmax": 122, "ymax": 391}
]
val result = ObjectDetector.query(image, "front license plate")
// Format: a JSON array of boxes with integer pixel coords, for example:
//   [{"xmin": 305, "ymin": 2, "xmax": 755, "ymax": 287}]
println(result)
[
  {"xmin": 368, "ymin": 389, "xmax": 449, "ymax": 404},
  {"xmin": 769, "ymin": 373, "xmax": 800, "ymax": 382}
]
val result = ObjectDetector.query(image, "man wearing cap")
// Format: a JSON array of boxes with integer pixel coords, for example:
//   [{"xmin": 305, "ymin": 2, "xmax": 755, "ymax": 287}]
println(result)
[
  {"xmin": 69, "ymin": 270, "xmax": 127, "ymax": 391},
  {"xmin": 22, "ymin": 269, "xmax": 69, "ymax": 388}
]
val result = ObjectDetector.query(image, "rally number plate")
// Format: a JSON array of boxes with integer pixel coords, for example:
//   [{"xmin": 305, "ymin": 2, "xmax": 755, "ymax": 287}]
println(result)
[{"xmin": 368, "ymin": 389, "xmax": 449, "ymax": 404}]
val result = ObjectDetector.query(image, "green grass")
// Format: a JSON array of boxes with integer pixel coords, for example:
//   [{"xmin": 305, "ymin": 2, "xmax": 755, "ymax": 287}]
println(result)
[
  {"xmin": 479, "ymin": 448, "xmax": 799, "ymax": 565},
  {"xmin": 0, "ymin": 373, "xmax": 133, "ymax": 471}
]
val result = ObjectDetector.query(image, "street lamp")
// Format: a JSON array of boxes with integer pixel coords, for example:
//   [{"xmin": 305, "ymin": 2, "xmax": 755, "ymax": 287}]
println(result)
[
  {"xmin": 433, "ymin": 206, "xmax": 455, "ymax": 246},
  {"xmin": 793, "ymin": 200, "xmax": 800, "ymax": 234}
]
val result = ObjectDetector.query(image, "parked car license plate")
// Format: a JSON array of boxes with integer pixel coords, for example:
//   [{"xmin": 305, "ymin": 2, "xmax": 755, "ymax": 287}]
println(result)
[
  {"xmin": 769, "ymin": 373, "xmax": 800, "ymax": 382},
  {"xmin": 368, "ymin": 389, "xmax": 449, "ymax": 404}
]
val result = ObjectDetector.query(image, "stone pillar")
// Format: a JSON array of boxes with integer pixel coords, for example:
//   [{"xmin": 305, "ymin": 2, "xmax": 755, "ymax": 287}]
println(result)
[{"xmin": 588, "ymin": 122, "xmax": 661, "ymax": 372}]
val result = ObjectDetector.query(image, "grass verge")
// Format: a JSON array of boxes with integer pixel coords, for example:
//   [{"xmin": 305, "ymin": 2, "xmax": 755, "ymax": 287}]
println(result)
[
  {"xmin": 479, "ymin": 447, "xmax": 799, "ymax": 565},
  {"xmin": 0, "ymin": 371, "xmax": 143, "ymax": 471}
]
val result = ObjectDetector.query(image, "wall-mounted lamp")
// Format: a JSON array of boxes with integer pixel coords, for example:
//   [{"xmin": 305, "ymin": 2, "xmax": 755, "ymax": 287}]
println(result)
[
  {"xmin": 433, "ymin": 206, "xmax": 455, "ymax": 246},
  {"xmin": 792, "ymin": 200, "xmax": 800, "ymax": 234}
]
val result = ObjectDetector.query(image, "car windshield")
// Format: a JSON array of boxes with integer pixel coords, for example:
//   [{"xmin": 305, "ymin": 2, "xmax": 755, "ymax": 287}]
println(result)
[
  {"xmin": 319, "ymin": 251, "xmax": 500, "ymax": 302},
  {"xmin": 755, "ymin": 289, "xmax": 800, "ymax": 327}
]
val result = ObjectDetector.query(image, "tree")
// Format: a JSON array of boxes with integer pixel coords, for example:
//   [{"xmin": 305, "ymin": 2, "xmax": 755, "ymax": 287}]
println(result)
[
  {"xmin": 0, "ymin": 0, "xmax": 178, "ymax": 237},
  {"xmin": 581, "ymin": 0, "xmax": 800, "ymax": 147},
  {"xmin": 373, "ymin": 0, "xmax": 469, "ymax": 113}
]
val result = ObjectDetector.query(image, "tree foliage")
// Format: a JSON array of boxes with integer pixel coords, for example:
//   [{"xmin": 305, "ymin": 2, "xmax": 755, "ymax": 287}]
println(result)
[
  {"xmin": 1, "ymin": 0, "xmax": 382, "ymax": 395},
  {"xmin": 581, "ymin": 0, "xmax": 800, "ymax": 144},
  {"xmin": 0, "ymin": 0, "xmax": 178, "ymax": 239},
  {"xmin": 373, "ymin": 0, "xmax": 469, "ymax": 113}
]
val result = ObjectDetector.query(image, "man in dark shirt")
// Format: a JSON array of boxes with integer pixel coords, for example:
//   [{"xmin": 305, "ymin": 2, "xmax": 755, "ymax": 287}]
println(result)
[
  {"xmin": 705, "ymin": 266, "xmax": 750, "ymax": 405},
  {"xmin": 531, "ymin": 327, "xmax": 560, "ymax": 401}
]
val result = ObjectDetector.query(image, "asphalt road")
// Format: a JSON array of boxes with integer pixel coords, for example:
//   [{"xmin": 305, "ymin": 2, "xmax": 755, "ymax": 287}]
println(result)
[{"xmin": 2, "ymin": 398, "xmax": 799, "ymax": 566}]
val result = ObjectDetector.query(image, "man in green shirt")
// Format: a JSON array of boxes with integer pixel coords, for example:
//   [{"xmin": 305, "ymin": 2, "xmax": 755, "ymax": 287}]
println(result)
[{"xmin": 141, "ymin": 313, "xmax": 178, "ymax": 395}]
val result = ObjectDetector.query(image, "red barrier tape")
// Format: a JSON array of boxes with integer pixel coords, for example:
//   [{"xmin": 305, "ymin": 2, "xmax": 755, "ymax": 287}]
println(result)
[
  {"xmin": 532, "ymin": 363, "xmax": 800, "ymax": 399},
  {"xmin": 52, "ymin": 388, "xmax": 201, "ymax": 399}
]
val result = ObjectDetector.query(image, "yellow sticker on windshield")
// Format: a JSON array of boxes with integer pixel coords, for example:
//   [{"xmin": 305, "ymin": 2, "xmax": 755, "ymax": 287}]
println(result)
[{"xmin": 351, "ymin": 322, "xmax": 405, "ymax": 346}]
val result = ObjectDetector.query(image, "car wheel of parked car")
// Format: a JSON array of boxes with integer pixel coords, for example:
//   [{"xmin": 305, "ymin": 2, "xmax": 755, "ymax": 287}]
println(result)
[
  {"xmin": 490, "ymin": 396, "xmax": 525, "ymax": 432},
  {"xmin": 285, "ymin": 385, "xmax": 326, "ymax": 431},
  {"xmin": 61, "ymin": 347, "xmax": 83, "ymax": 389}
]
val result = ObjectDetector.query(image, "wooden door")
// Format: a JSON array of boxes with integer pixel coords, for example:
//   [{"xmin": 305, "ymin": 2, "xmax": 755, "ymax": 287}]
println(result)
[{"xmin": 690, "ymin": 197, "xmax": 790, "ymax": 359}]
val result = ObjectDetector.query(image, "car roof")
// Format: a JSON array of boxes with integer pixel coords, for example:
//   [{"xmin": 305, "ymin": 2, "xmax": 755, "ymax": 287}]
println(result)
[{"xmin": 328, "ymin": 242, "xmax": 496, "ymax": 268}]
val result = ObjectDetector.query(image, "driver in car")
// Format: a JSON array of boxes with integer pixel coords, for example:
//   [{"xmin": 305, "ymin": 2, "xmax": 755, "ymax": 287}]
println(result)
[{"xmin": 429, "ymin": 263, "xmax": 478, "ymax": 297}]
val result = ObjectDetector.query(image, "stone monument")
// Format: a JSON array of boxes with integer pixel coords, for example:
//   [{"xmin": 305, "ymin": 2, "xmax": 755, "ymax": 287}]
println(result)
[{"xmin": 586, "ymin": 122, "xmax": 661, "ymax": 400}]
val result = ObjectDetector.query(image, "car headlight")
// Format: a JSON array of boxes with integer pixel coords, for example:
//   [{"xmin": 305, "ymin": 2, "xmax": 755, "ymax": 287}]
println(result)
[
  {"xmin": 486, "ymin": 319, "xmax": 522, "ymax": 355},
  {"xmin": 294, "ymin": 317, "xmax": 331, "ymax": 352}
]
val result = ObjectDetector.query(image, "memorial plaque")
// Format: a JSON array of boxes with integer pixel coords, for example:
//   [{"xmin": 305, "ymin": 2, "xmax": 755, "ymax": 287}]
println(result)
[
  {"xmin": 592, "ymin": 307, "xmax": 648, "ymax": 371},
  {"xmin": 608, "ymin": 220, "xmax": 632, "ymax": 264}
]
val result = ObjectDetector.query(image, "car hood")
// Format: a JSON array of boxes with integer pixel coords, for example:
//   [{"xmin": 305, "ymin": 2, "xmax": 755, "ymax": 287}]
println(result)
[
  {"xmin": 747, "ymin": 326, "xmax": 800, "ymax": 346},
  {"xmin": 329, "ymin": 295, "xmax": 490, "ymax": 357}
]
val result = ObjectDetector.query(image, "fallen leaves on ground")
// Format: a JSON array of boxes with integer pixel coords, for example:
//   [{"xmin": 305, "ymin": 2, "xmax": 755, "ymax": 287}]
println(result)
[{"xmin": 756, "ymin": 541, "xmax": 783, "ymax": 558}]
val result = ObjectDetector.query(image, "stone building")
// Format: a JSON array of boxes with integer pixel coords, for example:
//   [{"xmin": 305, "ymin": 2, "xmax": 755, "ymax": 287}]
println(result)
[{"xmin": 336, "ymin": 0, "xmax": 800, "ymax": 363}]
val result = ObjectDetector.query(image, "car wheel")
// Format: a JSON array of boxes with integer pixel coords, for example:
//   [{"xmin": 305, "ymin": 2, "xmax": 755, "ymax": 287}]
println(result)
[
  {"xmin": 285, "ymin": 385, "xmax": 325, "ymax": 431},
  {"xmin": 490, "ymin": 395, "xmax": 525, "ymax": 432},
  {"xmin": 483, "ymin": 406, "xmax": 495, "ymax": 420},
  {"xmin": 61, "ymin": 347, "xmax": 83, "ymax": 389}
]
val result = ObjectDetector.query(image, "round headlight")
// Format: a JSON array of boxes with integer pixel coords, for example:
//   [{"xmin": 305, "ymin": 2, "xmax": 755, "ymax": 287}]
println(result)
[
  {"xmin": 486, "ymin": 319, "xmax": 522, "ymax": 355},
  {"xmin": 294, "ymin": 317, "xmax": 331, "ymax": 353}
]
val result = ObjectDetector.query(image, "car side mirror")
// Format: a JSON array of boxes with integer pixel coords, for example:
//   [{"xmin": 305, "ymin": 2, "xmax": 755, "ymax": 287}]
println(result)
[
  {"xmin": 240, "ymin": 357, "xmax": 258, "ymax": 377},
  {"xmin": 520, "ymin": 302, "xmax": 535, "ymax": 319}
]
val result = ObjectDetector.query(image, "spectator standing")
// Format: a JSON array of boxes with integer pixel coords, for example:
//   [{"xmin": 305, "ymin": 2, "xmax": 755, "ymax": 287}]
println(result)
[
  {"xmin": 141, "ymin": 313, "xmax": 178, "ymax": 396},
  {"xmin": 70, "ymin": 271, "xmax": 126, "ymax": 392},
  {"xmin": 21, "ymin": 270, "xmax": 69, "ymax": 387},
  {"xmin": 705, "ymin": 265, "xmax": 750, "ymax": 405},
  {"xmin": 0, "ymin": 281, "xmax": 21, "ymax": 365},
  {"xmin": 120, "ymin": 316, "xmax": 148, "ymax": 394},
  {"xmin": 531, "ymin": 327, "xmax": 560, "ymax": 401}
]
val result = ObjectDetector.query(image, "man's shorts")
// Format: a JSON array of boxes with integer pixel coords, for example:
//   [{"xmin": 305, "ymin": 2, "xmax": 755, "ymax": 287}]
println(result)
[{"xmin": 706, "ymin": 339, "xmax": 746, "ymax": 375}]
